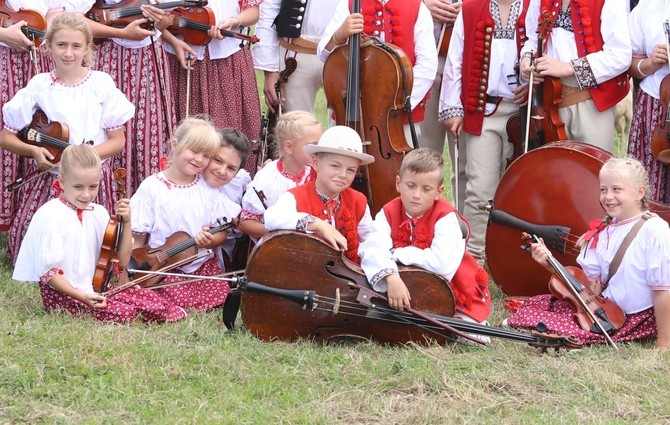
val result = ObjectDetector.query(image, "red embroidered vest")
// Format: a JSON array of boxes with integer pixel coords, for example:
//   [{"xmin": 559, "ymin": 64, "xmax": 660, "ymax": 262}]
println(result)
[
  {"xmin": 350, "ymin": 0, "xmax": 428, "ymax": 123},
  {"xmin": 539, "ymin": 0, "xmax": 629, "ymax": 111},
  {"xmin": 290, "ymin": 181, "xmax": 367, "ymax": 263},
  {"xmin": 382, "ymin": 197, "xmax": 491, "ymax": 322},
  {"xmin": 461, "ymin": 0, "xmax": 530, "ymax": 136}
]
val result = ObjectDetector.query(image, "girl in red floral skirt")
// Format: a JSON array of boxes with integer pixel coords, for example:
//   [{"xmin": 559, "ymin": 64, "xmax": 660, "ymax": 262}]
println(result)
[{"xmin": 506, "ymin": 157, "xmax": 670, "ymax": 350}]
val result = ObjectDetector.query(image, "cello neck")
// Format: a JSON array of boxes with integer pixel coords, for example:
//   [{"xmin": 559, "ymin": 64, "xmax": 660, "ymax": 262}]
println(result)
[{"xmin": 345, "ymin": 0, "xmax": 361, "ymax": 127}]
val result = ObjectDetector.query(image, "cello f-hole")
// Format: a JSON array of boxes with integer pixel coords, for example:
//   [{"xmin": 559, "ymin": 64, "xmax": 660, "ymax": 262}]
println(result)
[{"xmin": 369, "ymin": 125, "xmax": 391, "ymax": 160}]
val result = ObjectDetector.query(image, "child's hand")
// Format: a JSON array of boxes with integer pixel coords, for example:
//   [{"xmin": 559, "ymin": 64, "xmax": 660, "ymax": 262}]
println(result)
[
  {"xmin": 168, "ymin": 37, "xmax": 197, "ymax": 70},
  {"xmin": 444, "ymin": 117, "xmax": 463, "ymax": 139},
  {"xmin": 121, "ymin": 19, "xmax": 156, "ymax": 40},
  {"xmin": 115, "ymin": 198, "xmax": 131, "ymax": 222},
  {"xmin": 386, "ymin": 274, "xmax": 411, "ymax": 311},
  {"xmin": 86, "ymin": 293, "xmax": 107, "ymax": 309},
  {"xmin": 195, "ymin": 227, "xmax": 215, "ymax": 249},
  {"xmin": 209, "ymin": 18, "xmax": 239, "ymax": 40},
  {"xmin": 311, "ymin": 220, "xmax": 348, "ymax": 251},
  {"xmin": 334, "ymin": 13, "xmax": 364, "ymax": 42},
  {"xmin": 513, "ymin": 84, "xmax": 529, "ymax": 106},
  {"xmin": 2, "ymin": 21, "xmax": 33, "ymax": 52},
  {"xmin": 32, "ymin": 146, "xmax": 56, "ymax": 170},
  {"xmin": 141, "ymin": 4, "xmax": 171, "ymax": 30}
]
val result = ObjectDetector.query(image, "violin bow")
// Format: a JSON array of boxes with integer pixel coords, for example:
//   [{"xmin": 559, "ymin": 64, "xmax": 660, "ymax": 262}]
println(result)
[
  {"xmin": 185, "ymin": 54, "xmax": 192, "ymax": 118},
  {"xmin": 524, "ymin": 55, "xmax": 536, "ymax": 154},
  {"xmin": 664, "ymin": 21, "xmax": 670, "ymax": 68},
  {"xmin": 355, "ymin": 285, "xmax": 487, "ymax": 345},
  {"xmin": 530, "ymin": 234, "xmax": 619, "ymax": 350}
]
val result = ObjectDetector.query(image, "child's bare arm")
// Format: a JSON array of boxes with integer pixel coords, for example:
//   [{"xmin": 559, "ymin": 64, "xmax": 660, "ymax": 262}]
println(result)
[
  {"xmin": 653, "ymin": 290, "xmax": 670, "ymax": 351},
  {"xmin": 48, "ymin": 274, "xmax": 107, "ymax": 309}
]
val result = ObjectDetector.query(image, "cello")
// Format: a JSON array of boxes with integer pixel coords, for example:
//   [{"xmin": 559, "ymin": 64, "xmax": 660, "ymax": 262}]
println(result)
[
  {"xmin": 239, "ymin": 231, "xmax": 581, "ymax": 350},
  {"xmin": 483, "ymin": 141, "xmax": 670, "ymax": 297},
  {"xmin": 322, "ymin": 0, "xmax": 416, "ymax": 215}
]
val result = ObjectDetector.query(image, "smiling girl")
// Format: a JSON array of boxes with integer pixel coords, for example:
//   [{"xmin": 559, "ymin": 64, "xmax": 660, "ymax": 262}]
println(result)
[
  {"xmin": 507, "ymin": 157, "xmax": 670, "ymax": 349},
  {"xmin": 130, "ymin": 117, "xmax": 241, "ymax": 311},
  {"xmin": 0, "ymin": 12, "xmax": 135, "ymax": 264}
]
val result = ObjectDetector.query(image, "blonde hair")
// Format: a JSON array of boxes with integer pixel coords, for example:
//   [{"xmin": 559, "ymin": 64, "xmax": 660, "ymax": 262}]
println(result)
[
  {"xmin": 576, "ymin": 156, "xmax": 650, "ymax": 248},
  {"xmin": 274, "ymin": 111, "xmax": 321, "ymax": 157},
  {"xmin": 169, "ymin": 116, "xmax": 221, "ymax": 160},
  {"xmin": 399, "ymin": 148, "xmax": 445, "ymax": 183},
  {"xmin": 60, "ymin": 144, "xmax": 101, "ymax": 180},
  {"xmin": 46, "ymin": 12, "xmax": 94, "ymax": 66}
]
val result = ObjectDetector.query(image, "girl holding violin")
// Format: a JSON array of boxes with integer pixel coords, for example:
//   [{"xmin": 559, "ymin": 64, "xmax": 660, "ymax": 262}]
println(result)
[
  {"xmin": 12, "ymin": 144, "xmax": 186, "ymax": 323},
  {"xmin": 162, "ymin": 0, "xmax": 263, "ymax": 175},
  {"xmin": 507, "ymin": 157, "xmax": 670, "ymax": 349},
  {"xmin": 519, "ymin": 0, "xmax": 631, "ymax": 153},
  {"xmin": 438, "ymin": 0, "xmax": 530, "ymax": 265},
  {"xmin": 627, "ymin": 1, "xmax": 670, "ymax": 203},
  {"xmin": 0, "ymin": 12, "xmax": 135, "ymax": 264},
  {"xmin": 316, "ymin": 0, "xmax": 438, "ymax": 143},
  {"xmin": 130, "ymin": 117, "xmax": 241, "ymax": 311},
  {"xmin": 92, "ymin": 1, "xmax": 178, "ymax": 197}
]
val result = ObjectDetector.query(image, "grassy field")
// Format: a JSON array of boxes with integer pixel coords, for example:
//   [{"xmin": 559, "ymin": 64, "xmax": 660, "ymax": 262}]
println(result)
[{"xmin": 1, "ymin": 75, "xmax": 662, "ymax": 424}]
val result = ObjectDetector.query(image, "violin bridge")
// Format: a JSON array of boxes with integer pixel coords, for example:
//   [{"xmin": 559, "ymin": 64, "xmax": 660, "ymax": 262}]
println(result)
[{"xmin": 332, "ymin": 288, "xmax": 341, "ymax": 315}]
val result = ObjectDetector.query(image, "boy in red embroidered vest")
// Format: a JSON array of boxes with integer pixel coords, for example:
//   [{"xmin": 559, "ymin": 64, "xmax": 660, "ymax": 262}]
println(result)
[
  {"xmin": 264, "ymin": 126, "xmax": 374, "ymax": 263},
  {"xmin": 359, "ymin": 148, "xmax": 491, "ymax": 328},
  {"xmin": 316, "ymin": 0, "xmax": 437, "ymax": 145},
  {"xmin": 438, "ymin": 0, "xmax": 530, "ymax": 264},
  {"xmin": 519, "ymin": 0, "xmax": 631, "ymax": 153}
]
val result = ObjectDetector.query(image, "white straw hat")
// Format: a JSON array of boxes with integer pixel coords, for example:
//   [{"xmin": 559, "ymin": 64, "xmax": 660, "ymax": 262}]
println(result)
[{"xmin": 303, "ymin": 126, "xmax": 375, "ymax": 165}]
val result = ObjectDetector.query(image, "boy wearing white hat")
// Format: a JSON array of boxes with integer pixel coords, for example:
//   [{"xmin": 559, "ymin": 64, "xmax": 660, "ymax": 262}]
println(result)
[
  {"xmin": 358, "ymin": 148, "xmax": 491, "ymax": 330},
  {"xmin": 264, "ymin": 126, "xmax": 375, "ymax": 263}
]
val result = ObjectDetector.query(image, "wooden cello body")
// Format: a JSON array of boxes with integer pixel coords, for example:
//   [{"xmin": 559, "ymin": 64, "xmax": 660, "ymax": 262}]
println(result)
[
  {"xmin": 485, "ymin": 141, "xmax": 670, "ymax": 297},
  {"xmin": 240, "ymin": 231, "xmax": 456, "ymax": 345},
  {"xmin": 322, "ymin": 35, "xmax": 414, "ymax": 215}
]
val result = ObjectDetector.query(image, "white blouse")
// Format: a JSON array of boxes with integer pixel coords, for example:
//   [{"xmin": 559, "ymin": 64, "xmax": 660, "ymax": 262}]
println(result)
[
  {"xmin": 577, "ymin": 214, "xmax": 670, "ymax": 314},
  {"xmin": 2, "ymin": 69, "xmax": 135, "ymax": 150},
  {"xmin": 13, "ymin": 198, "xmax": 110, "ymax": 294},
  {"xmin": 130, "ymin": 173, "xmax": 242, "ymax": 273}
]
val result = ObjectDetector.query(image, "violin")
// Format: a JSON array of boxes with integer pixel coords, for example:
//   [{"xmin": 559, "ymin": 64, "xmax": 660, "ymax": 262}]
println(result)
[
  {"xmin": 521, "ymin": 234, "xmax": 626, "ymax": 338},
  {"xmin": 436, "ymin": 0, "xmax": 458, "ymax": 58},
  {"xmin": 86, "ymin": 0, "xmax": 207, "ymax": 29},
  {"xmin": 506, "ymin": 11, "xmax": 566, "ymax": 161},
  {"xmin": 6, "ymin": 109, "xmax": 71, "ymax": 192},
  {"xmin": 322, "ymin": 0, "xmax": 415, "ymax": 215},
  {"xmin": 651, "ymin": 74, "xmax": 670, "ymax": 163},
  {"xmin": 93, "ymin": 168, "xmax": 127, "ymax": 293},
  {"xmin": 127, "ymin": 218, "xmax": 234, "ymax": 287},
  {"xmin": 16, "ymin": 109, "xmax": 70, "ymax": 162},
  {"xmin": 166, "ymin": 6, "xmax": 259, "ymax": 47},
  {"xmin": 0, "ymin": 1, "xmax": 46, "ymax": 46},
  {"xmin": 239, "ymin": 230, "xmax": 582, "ymax": 350}
]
